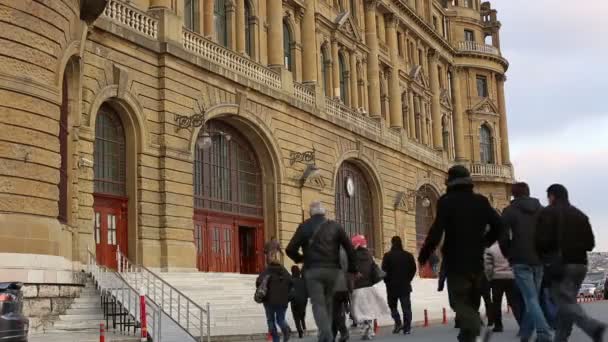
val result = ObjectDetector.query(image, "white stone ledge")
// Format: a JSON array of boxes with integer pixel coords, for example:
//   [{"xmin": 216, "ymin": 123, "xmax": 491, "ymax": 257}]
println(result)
[{"xmin": 0, "ymin": 253, "xmax": 75, "ymax": 284}]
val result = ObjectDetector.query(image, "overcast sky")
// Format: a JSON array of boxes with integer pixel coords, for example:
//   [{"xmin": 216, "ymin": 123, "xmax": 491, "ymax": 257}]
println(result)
[{"xmin": 494, "ymin": 0, "xmax": 608, "ymax": 251}]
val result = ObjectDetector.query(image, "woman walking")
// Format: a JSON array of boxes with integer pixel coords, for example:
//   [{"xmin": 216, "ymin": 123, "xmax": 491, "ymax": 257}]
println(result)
[
  {"xmin": 350, "ymin": 235, "xmax": 390, "ymax": 340},
  {"xmin": 257, "ymin": 252, "xmax": 293, "ymax": 342}
]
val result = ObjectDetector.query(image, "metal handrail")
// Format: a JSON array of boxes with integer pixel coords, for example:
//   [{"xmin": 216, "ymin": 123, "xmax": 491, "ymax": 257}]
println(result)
[
  {"xmin": 87, "ymin": 250, "xmax": 162, "ymax": 341},
  {"xmin": 117, "ymin": 249, "xmax": 211, "ymax": 342}
]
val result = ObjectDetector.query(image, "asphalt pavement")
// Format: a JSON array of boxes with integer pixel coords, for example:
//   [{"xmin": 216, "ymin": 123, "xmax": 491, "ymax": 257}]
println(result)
[{"xmin": 300, "ymin": 301, "xmax": 608, "ymax": 342}]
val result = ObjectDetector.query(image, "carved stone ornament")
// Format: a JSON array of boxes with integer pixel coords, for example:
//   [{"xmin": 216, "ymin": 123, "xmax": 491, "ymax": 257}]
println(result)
[
  {"xmin": 470, "ymin": 98, "xmax": 499, "ymax": 115},
  {"xmin": 80, "ymin": 0, "xmax": 109, "ymax": 24},
  {"xmin": 303, "ymin": 172, "xmax": 326, "ymax": 190}
]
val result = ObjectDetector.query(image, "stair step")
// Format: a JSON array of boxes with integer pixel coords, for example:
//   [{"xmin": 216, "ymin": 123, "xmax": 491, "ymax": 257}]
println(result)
[
  {"xmin": 59, "ymin": 314, "xmax": 105, "ymax": 321},
  {"xmin": 64, "ymin": 307, "xmax": 102, "ymax": 315},
  {"xmin": 52, "ymin": 320, "xmax": 105, "ymax": 330}
]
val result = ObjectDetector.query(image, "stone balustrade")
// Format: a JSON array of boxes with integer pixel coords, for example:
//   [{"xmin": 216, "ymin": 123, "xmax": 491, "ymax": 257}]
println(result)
[
  {"xmin": 103, "ymin": 0, "xmax": 158, "ymax": 39},
  {"xmin": 294, "ymin": 82, "xmax": 315, "ymax": 106},
  {"xmin": 469, "ymin": 163, "xmax": 513, "ymax": 179},
  {"xmin": 456, "ymin": 41, "xmax": 500, "ymax": 56},
  {"xmin": 183, "ymin": 29, "xmax": 282, "ymax": 90},
  {"xmin": 404, "ymin": 140, "xmax": 445, "ymax": 166},
  {"xmin": 325, "ymin": 98, "xmax": 382, "ymax": 136}
]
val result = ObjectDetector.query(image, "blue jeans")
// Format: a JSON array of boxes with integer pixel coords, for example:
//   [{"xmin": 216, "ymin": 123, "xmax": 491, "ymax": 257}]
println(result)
[
  {"xmin": 264, "ymin": 304, "xmax": 289, "ymax": 342},
  {"xmin": 513, "ymin": 264, "xmax": 552, "ymax": 341}
]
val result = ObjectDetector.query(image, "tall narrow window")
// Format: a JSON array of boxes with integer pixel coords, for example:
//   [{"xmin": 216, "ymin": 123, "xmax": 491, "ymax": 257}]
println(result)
[
  {"xmin": 214, "ymin": 0, "xmax": 227, "ymax": 46},
  {"xmin": 321, "ymin": 47, "xmax": 331, "ymax": 97},
  {"xmin": 476, "ymin": 75, "xmax": 488, "ymax": 97},
  {"xmin": 480, "ymin": 125, "xmax": 495, "ymax": 164},
  {"xmin": 283, "ymin": 22, "xmax": 293, "ymax": 71},
  {"xmin": 58, "ymin": 75, "xmax": 69, "ymax": 223},
  {"xmin": 244, "ymin": 1, "xmax": 254, "ymax": 57},
  {"xmin": 432, "ymin": 16, "xmax": 438, "ymax": 30},
  {"xmin": 397, "ymin": 32, "xmax": 403, "ymax": 56},
  {"xmin": 464, "ymin": 29, "xmax": 475, "ymax": 42},
  {"xmin": 462, "ymin": 0, "xmax": 472, "ymax": 8},
  {"xmin": 339, "ymin": 54, "xmax": 348, "ymax": 104},
  {"xmin": 94, "ymin": 105, "xmax": 126, "ymax": 196},
  {"xmin": 185, "ymin": 0, "xmax": 199, "ymax": 31}
]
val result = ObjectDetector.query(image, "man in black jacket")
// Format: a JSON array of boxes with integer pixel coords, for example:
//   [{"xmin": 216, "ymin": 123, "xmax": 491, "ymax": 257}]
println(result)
[
  {"xmin": 536, "ymin": 184, "xmax": 606, "ymax": 342},
  {"xmin": 286, "ymin": 201, "xmax": 357, "ymax": 342},
  {"xmin": 382, "ymin": 236, "xmax": 417, "ymax": 335},
  {"xmin": 500, "ymin": 182, "xmax": 551, "ymax": 342},
  {"xmin": 418, "ymin": 165, "xmax": 502, "ymax": 342}
]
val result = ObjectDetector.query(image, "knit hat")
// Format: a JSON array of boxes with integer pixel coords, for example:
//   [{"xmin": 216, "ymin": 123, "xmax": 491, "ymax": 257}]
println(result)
[
  {"xmin": 351, "ymin": 235, "xmax": 367, "ymax": 249},
  {"xmin": 446, "ymin": 165, "xmax": 473, "ymax": 187}
]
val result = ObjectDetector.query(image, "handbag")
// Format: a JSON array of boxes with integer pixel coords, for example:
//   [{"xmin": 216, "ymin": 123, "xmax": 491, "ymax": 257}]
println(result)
[{"xmin": 254, "ymin": 274, "xmax": 270, "ymax": 304}]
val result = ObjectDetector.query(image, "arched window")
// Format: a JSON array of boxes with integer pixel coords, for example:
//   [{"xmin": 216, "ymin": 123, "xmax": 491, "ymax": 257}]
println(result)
[
  {"xmin": 335, "ymin": 161, "xmax": 374, "ymax": 248},
  {"xmin": 94, "ymin": 105, "xmax": 126, "ymax": 196},
  {"xmin": 321, "ymin": 46, "xmax": 331, "ymax": 97},
  {"xmin": 442, "ymin": 115, "xmax": 450, "ymax": 152},
  {"xmin": 245, "ymin": 1, "xmax": 254, "ymax": 57},
  {"xmin": 339, "ymin": 53, "xmax": 348, "ymax": 104},
  {"xmin": 58, "ymin": 75, "xmax": 69, "ymax": 222},
  {"xmin": 283, "ymin": 21, "xmax": 293, "ymax": 71},
  {"xmin": 480, "ymin": 124, "xmax": 495, "ymax": 164},
  {"xmin": 185, "ymin": 0, "xmax": 199, "ymax": 31},
  {"xmin": 214, "ymin": 0, "xmax": 228, "ymax": 47}
]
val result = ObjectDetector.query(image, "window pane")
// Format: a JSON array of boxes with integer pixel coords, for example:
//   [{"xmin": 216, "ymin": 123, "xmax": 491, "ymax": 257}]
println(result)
[{"xmin": 283, "ymin": 22, "xmax": 292, "ymax": 71}]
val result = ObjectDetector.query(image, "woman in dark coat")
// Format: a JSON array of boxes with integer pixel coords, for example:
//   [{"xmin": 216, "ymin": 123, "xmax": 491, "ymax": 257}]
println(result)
[
  {"xmin": 290, "ymin": 265, "xmax": 307, "ymax": 338},
  {"xmin": 257, "ymin": 252, "xmax": 293, "ymax": 342}
]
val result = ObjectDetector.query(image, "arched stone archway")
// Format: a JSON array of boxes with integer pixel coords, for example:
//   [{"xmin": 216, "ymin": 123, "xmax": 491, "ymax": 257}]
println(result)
[{"xmin": 415, "ymin": 184, "xmax": 441, "ymax": 278}]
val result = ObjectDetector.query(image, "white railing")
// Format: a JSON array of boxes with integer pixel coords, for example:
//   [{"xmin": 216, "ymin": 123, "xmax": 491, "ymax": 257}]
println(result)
[
  {"xmin": 325, "ymin": 98, "xmax": 382, "ymax": 136},
  {"xmin": 117, "ymin": 250, "xmax": 211, "ymax": 342},
  {"xmin": 103, "ymin": 0, "xmax": 158, "ymax": 39},
  {"xmin": 87, "ymin": 251, "xmax": 162, "ymax": 341},
  {"xmin": 456, "ymin": 41, "xmax": 500, "ymax": 56},
  {"xmin": 404, "ymin": 140, "xmax": 445, "ymax": 166},
  {"xmin": 469, "ymin": 163, "xmax": 513, "ymax": 178},
  {"xmin": 294, "ymin": 82, "xmax": 315, "ymax": 106},
  {"xmin": 183, "ymin": 29, "xmax": 281, "ymax": 90}
]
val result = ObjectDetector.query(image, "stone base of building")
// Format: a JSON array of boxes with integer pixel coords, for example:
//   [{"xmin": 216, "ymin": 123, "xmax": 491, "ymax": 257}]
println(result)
[{"xmin": 22, "ymin": 283, "xmax": 84, "ymax": 332}]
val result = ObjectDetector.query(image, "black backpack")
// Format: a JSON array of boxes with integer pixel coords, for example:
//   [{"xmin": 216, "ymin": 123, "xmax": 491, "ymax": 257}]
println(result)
[{"xmin": 254, "ymin": 274, "xmax": 270, "ymax": 304}]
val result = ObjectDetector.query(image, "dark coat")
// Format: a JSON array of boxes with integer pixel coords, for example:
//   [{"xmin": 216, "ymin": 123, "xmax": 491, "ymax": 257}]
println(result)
[
  {"xmin": 256, "ymin": 264, "xmax": 293, "ymax": 306},
  {"xmin": 536, "ymin": 203, "xmax": 595, "ymax": 265},
  {"xmin": 353, "ymin": 247, "xmax": 375, "ymax": 290},
  {"xmin": 418, "ymin": 184, "xmax": 503, "ymax": 275},
  {"xmin": 382, "ymin": 247, "xmax": 417, "ymax": 294},
  {"xmin": 286, "ymin": 214, "xmax": 357, "ymax": 273},
  {"xmin": 500, "ymin": 196, "xmax": 543, "ymax": 266},
  {"xmin": 290, "ymin": 276, "xmax": 308, "ymax": 305}
]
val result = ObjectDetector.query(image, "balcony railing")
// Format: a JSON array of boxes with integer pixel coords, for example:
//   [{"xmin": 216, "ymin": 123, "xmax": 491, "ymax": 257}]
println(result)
[
  {"xmin": 294, "ymin": 82, "xmax": 315, "ymax": 106},
  {"xmin": 103, "ymin": 0, "xmax": 158, "ymax": 39},
  {"xmin": 456, "ymin": 41, "xmax": 500, "ymax": 56},
  {"xmin": 404, "ymin": 140, "xmax": 445, "ymax": 166},
  {"xmin": 183, "ymin": 29, "xmax": 282, "ymax": 90},
  {"xmin": 325, "ymin": 98, "xmax": 381, "ymax": 136},
  {"xmin": 469, "ymin": 163, "xmax": 513, "ymax": 179}
]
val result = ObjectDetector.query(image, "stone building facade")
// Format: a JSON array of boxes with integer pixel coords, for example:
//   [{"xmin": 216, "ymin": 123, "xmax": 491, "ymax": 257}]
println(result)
[{"xmin": 0, "ymin": 0, "xmax": 513, "ymax": 278}]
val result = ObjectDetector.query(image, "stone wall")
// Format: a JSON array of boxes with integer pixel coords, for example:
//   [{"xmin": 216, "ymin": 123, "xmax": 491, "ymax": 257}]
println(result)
[{"xmin": 22, "ymin": 283, "xmax": 83, "ymax": 332}]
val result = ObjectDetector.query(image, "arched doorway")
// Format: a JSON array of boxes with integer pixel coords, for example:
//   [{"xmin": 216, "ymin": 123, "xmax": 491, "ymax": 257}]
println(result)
[
  {"xmin": 335, "ymin": 161, "xmax": 374, "ymax": 252},
  {"xmin": 193, "ymin": 121, "xmax": 264, "ymax": 274},
  {"xmin": 415, "ymin": 184, "xmax": 440, "ymax": 278},
  {"xmin": 93, "ymin": 104, "xmax": 128, "ymax": 269}
]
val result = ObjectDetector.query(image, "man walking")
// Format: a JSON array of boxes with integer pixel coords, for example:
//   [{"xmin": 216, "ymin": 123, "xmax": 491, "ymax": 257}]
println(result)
[
  {"xmin": 500, "ymin": 182, "xmax": 551, "ymax": 342},
  {"xmin": 419, "ymin": 165, "xmax": 502, "ymax": 342},
  {"xmin": 286, "ymin": 201, "xmax": 358, "ymax": 342},
  {"xmin": 536, "ymin": 184, "xmax": 606, "ymax": 342},
  {"xmin": 382, "ymin": 236, "xmax": 417, "ymax": 335}
]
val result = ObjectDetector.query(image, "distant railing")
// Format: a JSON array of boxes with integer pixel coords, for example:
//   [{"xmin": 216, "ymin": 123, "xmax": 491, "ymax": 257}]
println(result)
[
  {"xmin": 404, "ymin": 140, "xmax": 445, "ymax": 166},
  {"xmin": 456, "ymin": 41, "xmax": 500, "ymax": 56},
  {"xmin": 103, "ymin": 0, "xmax": 158, "ymax": 39},
  {"xmin": 183, "ymin": 29, "xmax": 281, "ymax": 90},
  {"xmin": 469, "ymin": 163, "xmax": 513, "ymax": 178},
  {"xmin": 325, "ymin": 98, "xmax": 382, "ymax": 136},
  {"xmin": 294, "ymin": 82, "xmax": 315, "ymax": 106}
]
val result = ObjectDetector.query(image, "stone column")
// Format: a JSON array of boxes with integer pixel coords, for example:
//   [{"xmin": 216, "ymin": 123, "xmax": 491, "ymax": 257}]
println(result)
[
  {"xmin": 294, "ymin": 13, "xmax": 303, "ymax": 83},
  {"xmin": 429, "ymin": 51, "xmax": 443, "ymax": 149},
  {"xmin": 267, "ymin": 0, "xmax": 284, "ymax": 67},
  {"xmin": 227, "ymin": 1, "xmax": 236, "ymax": 49},
  {"xmin": 236, "ymin": 0, "xmax": 246, "ymax": 53},
  {"xmin": 350, "ymin": 51, "xmax": 359, "ymax": 108},
  {"xmin": 420, "ymin": 102, "xmax": 428, "ymax": 145},
  {"xmin": 203, "ymin": 0, "xmax": 214, "ymax": 38},
  {"xmin": 377, "ymin": 12, "xmax": 386, "ymax": 44},
  {"xmin": 451, "ymin": 67, "xmax": 466, "ymax": 161},
  {"xmin": 386, "ymin": 14, "xmax": 403, "ymax": 129},
  {"xmin": 408, "ymin": 90, "xmax": 416, "ymax": 139},
  {"xmin": 301, "ymin": 0, "xmax": 317, "ymax": 83},
  {"xmin": 332, "ymin": 40, "xmax": 340, "ymax": 99},
  {"xmin": 364, "ymin": 0, "xmax": 381, "ymax": 117},
  {"xmin": 496, "ymin": 74, "xmax": 511, "ymax": 164},
  {"xmin": 362, "ymin": 59, "xmax": 369, "ymax": 111},
  {"xmin": 150, "ymin": 0, "xmax": 172, "ymax": 9}
]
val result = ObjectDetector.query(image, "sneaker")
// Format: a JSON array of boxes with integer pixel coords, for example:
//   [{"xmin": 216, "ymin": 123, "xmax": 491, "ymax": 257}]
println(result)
[
  {"xmin": 492, "ymin": 325, "xmax": 503, "ymax": 333},
  {"xmin": 593, "ymin": 325, "xmax": 606, "ymax": 342},
  {"xmin": 404, "ymin": 329, "xmax": 412, "ymax": 335},
  {"xmin": 477, "ymin": 328, "xmax": 492, "ymax": 342},
  {"xmin": 392, "ymin": 323, "xmax": 403, "ymax": 334}
]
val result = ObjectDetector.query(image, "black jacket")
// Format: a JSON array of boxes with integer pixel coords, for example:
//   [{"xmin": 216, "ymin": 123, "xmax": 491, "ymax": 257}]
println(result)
[
  {"xmin": 382, "ymin": 247, "xmax": 417, "ymax": 294},
  {"xmin": 353, "ymin": 247, "xmax": 375, "ymax": 289},
  {"xmin": 286, "ymin": 215, "xmax": 357, "ymax": 273},
  {"xmin": 256, "ymin": 264, "xmax": 292, "ymax": 306},
  {"xmin": 418, "ymin": 184, "xmax": 503, "ymax": 275},
  {"xmin": 536, "ymin": 203, "xmax": 595, "ymax": 265},
  {"xmin": 499, "ymin": 196, "xmax": 543, "ymax": 266},
  {"xmin": 290, "ymin": 276, "xmax": 308, "ymax": 305}
]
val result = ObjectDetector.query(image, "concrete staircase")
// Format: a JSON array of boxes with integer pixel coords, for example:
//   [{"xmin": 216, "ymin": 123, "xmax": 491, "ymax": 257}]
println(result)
[
  {"xmin": 49, "ymin": 280, "xmax": 104, "ymax": 332},
  {"xmin": 158, "ymin": 272, "xmax": 455, "ymax": 337}
]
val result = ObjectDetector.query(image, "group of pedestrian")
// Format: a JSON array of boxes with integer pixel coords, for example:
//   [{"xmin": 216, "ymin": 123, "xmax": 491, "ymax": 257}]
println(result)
[{"xmin": 254, "ymin": 165, "xmax": 606, "ymax": 342}]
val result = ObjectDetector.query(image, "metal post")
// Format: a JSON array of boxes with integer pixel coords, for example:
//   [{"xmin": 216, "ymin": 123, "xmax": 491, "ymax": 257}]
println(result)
[{"xmin": 206, "ymin": 302, "xmax": 211, "ymax": 342}]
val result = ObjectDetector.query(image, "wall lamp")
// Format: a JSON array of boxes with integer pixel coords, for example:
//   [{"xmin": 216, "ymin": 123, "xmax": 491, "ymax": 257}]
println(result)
[
  {"xmin": 299, "ymin": 164, "xmax": 320, "ymax": 187},
  {"xmin": 394, "ymin": 189, "xmax": 431, "ymax": 209},
  {"xmin": 176, "ymin": 103, "xmax": 231, "ymax": 151}
]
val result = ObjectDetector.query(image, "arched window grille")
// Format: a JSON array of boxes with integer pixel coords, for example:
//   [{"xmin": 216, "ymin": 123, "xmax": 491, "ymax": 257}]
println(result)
[{"xmin": 480, "ymin": 124, "xmax": 495, "ymax": 164}]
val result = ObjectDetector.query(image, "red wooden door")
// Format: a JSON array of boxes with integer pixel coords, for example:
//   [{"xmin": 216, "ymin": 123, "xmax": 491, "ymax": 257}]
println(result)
[
  {"xmin": 254, "ymin": 224, "xmax": 265, "ymax": 273},
  {"xmin": 238, "ymin": 227, "xmax": 256, "ymax": 274},
  {"xmin": 207, "ymin": 219, "xmax": 236, "ymax": 273},
  {"xmin": 93, "ymin": 196, "xmax": 127, "ymax": 269}
]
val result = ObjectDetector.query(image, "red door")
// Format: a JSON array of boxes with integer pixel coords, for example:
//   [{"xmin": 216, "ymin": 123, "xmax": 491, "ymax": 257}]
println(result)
[
  {"xmin": 207, "ymin": 219, "xmax": 236, "ymax": 273},
  {"xmin": 93, "ymin": 195, "xmax": 128, "ymax": 269}
]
